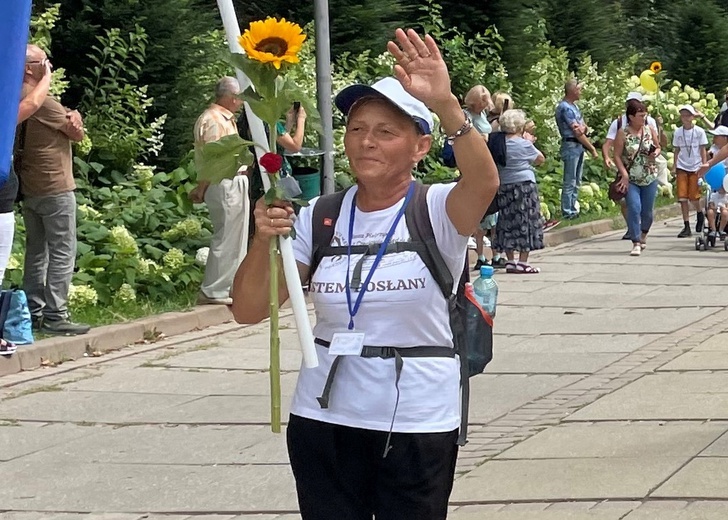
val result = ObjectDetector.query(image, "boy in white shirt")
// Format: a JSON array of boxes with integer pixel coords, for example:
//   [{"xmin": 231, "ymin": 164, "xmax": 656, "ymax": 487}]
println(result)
[{"xmin": 672, "ymin": 105, "xmax": 708, "ymax": 238}]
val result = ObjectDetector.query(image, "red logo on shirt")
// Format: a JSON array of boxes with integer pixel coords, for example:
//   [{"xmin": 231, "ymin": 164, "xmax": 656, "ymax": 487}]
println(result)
[{"xmin": 323, "ymin": 218, "xmax": 333, "ymax": 226}]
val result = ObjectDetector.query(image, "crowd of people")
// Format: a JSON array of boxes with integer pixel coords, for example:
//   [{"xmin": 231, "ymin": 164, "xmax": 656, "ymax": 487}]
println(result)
[{"xmin": 460, "ymin": 78, "xmax": 728, "ymax": 267}]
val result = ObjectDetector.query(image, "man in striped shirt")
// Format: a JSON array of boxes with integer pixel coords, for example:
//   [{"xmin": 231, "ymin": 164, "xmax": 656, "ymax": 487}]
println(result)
[{"xmin": 192, "ymin": 77, "xmax": 249, "ymax": 305}]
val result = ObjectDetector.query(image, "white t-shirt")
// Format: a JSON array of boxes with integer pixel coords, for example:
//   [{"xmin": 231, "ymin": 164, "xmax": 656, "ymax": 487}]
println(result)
[
  {"xmin": 709, "ymin": 191, "xmax": 728, "ymax": 208},
  {"xmin": 606, "ymin": 115, "xmax": 658, "ymax": 141},
  {"xmin": 673, "ymin": 126, "xmax": 708, "ymax": 172},
  {"xmin": 291, "ymin": 182, "xmax": 468, "ymax": 433}
]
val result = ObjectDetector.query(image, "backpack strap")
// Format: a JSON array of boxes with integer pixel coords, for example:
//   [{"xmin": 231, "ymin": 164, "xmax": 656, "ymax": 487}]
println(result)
[
  {"xmin": 403, "ymin": 182, "xmax": 471, "ymax": 446},
  {"xmin": 309, "ymin": 187, "xmax": 351, "ymax": 280}
]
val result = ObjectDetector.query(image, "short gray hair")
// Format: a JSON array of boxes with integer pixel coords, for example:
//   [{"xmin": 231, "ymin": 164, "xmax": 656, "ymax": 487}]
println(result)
[
  {"xmin": 215, "ymin": 76, "xmax": 240, "ymax": 100},
  {"xmin": 498, "ymin": 109, "xmax": 527, "ymax": 134},
  {"xmin": 564, "ymin": 79, "xmax": 579, "ymax": 95}
]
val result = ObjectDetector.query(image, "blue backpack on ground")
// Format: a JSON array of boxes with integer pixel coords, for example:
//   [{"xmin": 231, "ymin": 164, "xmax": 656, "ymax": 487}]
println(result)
[{"xmin": 0, "ymin": 289, "xmax": 34, "ymax": 345}]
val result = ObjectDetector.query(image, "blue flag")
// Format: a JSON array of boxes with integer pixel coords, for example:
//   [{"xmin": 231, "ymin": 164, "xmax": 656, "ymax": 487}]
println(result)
[{"xmin": 0, "ymin": 1, "xmax": 33, "ymax": 188}]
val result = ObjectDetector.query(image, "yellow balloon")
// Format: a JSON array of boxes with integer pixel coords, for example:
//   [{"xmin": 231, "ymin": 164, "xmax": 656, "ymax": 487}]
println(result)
[{"xmin": 639, "ymin": 70, "xmax": 659, "ymax": 93}]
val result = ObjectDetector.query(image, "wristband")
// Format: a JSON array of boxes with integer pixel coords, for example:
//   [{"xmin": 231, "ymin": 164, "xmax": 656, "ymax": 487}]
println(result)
[{"xmin": 445, "ymin": 113, "xmax": 473, "ymax": 145}]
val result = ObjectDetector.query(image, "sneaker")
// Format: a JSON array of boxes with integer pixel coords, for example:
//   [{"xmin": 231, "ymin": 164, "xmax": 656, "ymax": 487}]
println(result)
[
  {"xmin": 40, "ymin": 318, "xmax": 90, "ymax": 336},
  {"xmin": 621, "ymin": 231, "xmax": 631, "ymax": 240},
  {"xmin": 696, "ymin": 212, "xmax": 705, "ymax": 233},
  {"xmin": 720, "ymin": 232, "xmax": 727, "ymax": 241},
  {"xmin": 677, "ymin": 226, "xmax": 692, "ymax": 238},
  {"xmin": 472, "ymin": 258, "xmax": 485, "ymax": 271},
  {"xmin": 630, "ymin": 244, "xmax": 642, "ymax": 256},
  {"xmin": 197, "ymin": 293, "xmax": 233, "ymax": 306},
  {"xmin": 709, "ymin": 230, "xmax": 718, "ymax": 239}
]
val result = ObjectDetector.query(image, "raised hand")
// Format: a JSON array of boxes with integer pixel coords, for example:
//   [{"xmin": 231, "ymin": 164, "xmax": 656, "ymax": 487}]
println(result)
[{"xmin": 386, "ymin": 28, "xmax": 452, "ymax": 112}]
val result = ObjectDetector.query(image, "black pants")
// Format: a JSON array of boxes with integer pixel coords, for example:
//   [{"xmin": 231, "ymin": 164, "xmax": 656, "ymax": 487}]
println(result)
[{"xmin": 287, "ymin": 414, "xmax": 459, "ymax": 520}]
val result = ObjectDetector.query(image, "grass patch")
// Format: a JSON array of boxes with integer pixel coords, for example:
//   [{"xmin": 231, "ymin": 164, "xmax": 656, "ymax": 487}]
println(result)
[
  {"xmin": 72, "ymin": 290, "xmax": 198, "ymax": 328},
  {"xmin": 7, "ymin": 384, "xmax": 63, "ymax": 399},
  {"xmin": 139, "ymin": 341, "xmax": 219, "ymax": 368}
]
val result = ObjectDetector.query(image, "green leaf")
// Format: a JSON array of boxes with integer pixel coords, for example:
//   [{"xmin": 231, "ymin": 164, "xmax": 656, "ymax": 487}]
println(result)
[
  {"xmin": 196, "ymin": 134, "xmax": 255, "ymax": 184},
  {"xmin": 264, "ymin": 185, "xmax": 285, "ymax": 205},
  {"xmin": 77, "ymin": 242, "xmax": 93, "ymax": 255}
]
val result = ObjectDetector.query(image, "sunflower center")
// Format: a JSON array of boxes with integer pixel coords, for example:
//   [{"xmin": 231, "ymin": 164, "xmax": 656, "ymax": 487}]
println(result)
[{"xmin": 255, "ymin": 37, "xmax": 289, "ymax": 57}]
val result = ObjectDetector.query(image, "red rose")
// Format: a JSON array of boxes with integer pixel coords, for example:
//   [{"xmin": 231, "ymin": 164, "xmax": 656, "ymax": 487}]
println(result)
[{"xmin": 260, "ymin": 152, "xmax": 283, "ymax": 173}]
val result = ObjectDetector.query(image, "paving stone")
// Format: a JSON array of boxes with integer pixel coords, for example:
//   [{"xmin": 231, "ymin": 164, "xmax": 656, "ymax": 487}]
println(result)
[
  {"xmin": 485, "ymin": 353, "xmax": 625, "ymax": 375},
  {"xmin": 565, "ymin": 373, "xmax": 728, "ymax": 421},
  {"xmin": 449, "ymin": 506, "xmax": 636, "ymax": 519},
  {"xmin": 658, "ymin": 351, "xmax": 728, "ymax": 371},
  {"xmin": 64, "ymin": 368, "xmax": 299, "ymax": 396},
  {"xmin": 0, "ymin": 459, "xmax": 298, "ymax": 512},
  {"xmin": 0, "ymin": 391, "xmax": 196, "ymax": 424},
  {"xmin": 625, "ymin": 502, "xmax": 728, "ymax": 519},
  {"xmin": 652, "ymin": 458, "xmax": 728, "ymax": 499},
  {"xmin": 468, "ymin": 375, "xmax": 582, "ymax": 424},
  {"xmin": 36, "ymin": 424, "xmax": 289, "ymax": 465},
  {"xmin": 693, "ymin": 333, "xmax": 728, "ymax": 351},
  {"xmin": 161, "ymin": 346, "xmax": 304, "ymax": 372},
  {"xmin": 136, "ymin": 395, "xmax": 292, "ymax": 425},
  {"xmin": 496, "ymin": 307, "xmax": 713, "ymax": 336},
  {"xmin": 0, "ymin": 422, "xmax": 99, "ymax": 462},
  {"xmin": 496, "ymin": 422, "xmax": 726, "ymax": 459},
  {"xmin": 700, "ymin": 430, "xmax": 728, "ymax": 456},
  {"xmin": 451, "ymin": 458, "xmax": 686, "ymax": 502}
]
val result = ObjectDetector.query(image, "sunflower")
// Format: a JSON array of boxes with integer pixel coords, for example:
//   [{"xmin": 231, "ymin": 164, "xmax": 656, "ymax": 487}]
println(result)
[
  {"xmin": 238, "ymin": 17, "xmax": 306, "ymax": 70},
  {"xmin": 650, "ymin": 61, "xmax": 662, "ymax": 74}
]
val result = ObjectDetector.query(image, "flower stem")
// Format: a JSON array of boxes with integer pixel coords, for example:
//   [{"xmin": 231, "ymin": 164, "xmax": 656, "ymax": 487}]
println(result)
[{"xmin": 269, "ymin": 235, "xmax": 281, "ymax": 433}]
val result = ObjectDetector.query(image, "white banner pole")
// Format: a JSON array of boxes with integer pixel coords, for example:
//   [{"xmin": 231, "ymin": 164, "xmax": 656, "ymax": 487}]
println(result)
[{"xmin": 217, "ymin": 0, "xmax": 319, "ymax": 369}]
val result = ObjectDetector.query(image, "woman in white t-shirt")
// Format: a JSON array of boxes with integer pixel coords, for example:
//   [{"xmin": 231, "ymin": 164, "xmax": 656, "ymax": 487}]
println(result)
[{"xmin": 231, "ymin": 28, "xmax": 499, "ymax": 520}]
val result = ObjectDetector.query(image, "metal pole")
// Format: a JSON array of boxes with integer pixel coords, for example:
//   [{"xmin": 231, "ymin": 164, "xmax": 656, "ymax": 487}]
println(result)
[
  {"xmin": 314, "ymin": 0, "xmax": 335, "ymax": 194},
  {"xmin": 216, "ymin": 0, "xmax": 318, "ymax": 369}
]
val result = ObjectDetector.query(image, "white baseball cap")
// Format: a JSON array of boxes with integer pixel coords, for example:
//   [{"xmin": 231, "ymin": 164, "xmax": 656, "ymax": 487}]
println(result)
[
  {"xmin": 709, "ymin": 125, "xmax": 728, "ymax": 136},
  {"xmin": 335, "ymin": 77, "xmax": 434, "ymax": 135},
  {"xmin": 678, "ymin": 104, "xmax": 698, "ymax": 115},
  {"xmin": 626, "ymin": 92, "xmax": 643, "ymax": 102}
]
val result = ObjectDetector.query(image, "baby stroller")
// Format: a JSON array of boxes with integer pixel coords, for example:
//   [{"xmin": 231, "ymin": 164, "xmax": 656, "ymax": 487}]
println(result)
[{"xmin": 695, "ymin": 181, "xmax": 728, "ymax": 251}]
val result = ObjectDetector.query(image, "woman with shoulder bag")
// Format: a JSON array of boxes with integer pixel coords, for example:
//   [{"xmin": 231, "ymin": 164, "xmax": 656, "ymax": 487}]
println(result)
[{"xmin": 613, "ymin": 99, "xmax": 661, "ymax": 256}]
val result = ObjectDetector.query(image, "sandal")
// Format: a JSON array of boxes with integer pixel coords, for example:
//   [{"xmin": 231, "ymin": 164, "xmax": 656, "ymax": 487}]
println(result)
[
  {"xmin": 506, "ymin": 262, "xmax": 541, "ymax": 274},
  {"xmin": 0, "ymin": 339, "xmax": 17, "ymax": 356}
]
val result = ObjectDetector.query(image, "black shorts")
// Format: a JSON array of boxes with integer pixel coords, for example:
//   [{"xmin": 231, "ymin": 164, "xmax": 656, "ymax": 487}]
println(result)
[{"xmin": 287, "ymin": 414, "xmax": 459, "ymax": 520}]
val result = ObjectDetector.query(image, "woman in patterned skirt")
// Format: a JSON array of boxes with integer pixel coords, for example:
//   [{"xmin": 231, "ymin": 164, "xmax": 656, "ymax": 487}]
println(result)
[{"xmin": 490, "ymin": 109, "xmax": 545, "ymax": 274}]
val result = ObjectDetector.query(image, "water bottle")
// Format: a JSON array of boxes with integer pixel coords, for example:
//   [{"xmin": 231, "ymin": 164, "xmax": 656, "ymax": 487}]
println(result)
[{"xmin": 473, "ymin": 265, "xmax": 498, "ymax": 318}]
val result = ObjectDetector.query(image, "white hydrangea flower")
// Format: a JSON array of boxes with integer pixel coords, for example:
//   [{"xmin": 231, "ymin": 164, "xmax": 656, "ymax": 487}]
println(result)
[
  {"xmin": 162, "ymin": 218, "xmax": 203, "ymax": 241},
  {"xmin": 195, "ymin": 247, "xmax": 209, "ymax": 266},
  {"xmin": 162, "ymin": 248, "xmax": 185, "ymax": 272},
  {"xmin": 109, "ymin": 225, "xmax": 138, "ymax": 255},
  {"xmin": 68, "ymin": 284, "xmax": 99, "ymax": 309},
  {"xmin": 115, "ymin": 283, "xmax": 137, "ymax": 303}
]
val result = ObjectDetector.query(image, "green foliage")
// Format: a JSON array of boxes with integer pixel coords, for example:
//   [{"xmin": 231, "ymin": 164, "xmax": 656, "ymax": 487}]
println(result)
[
  {"xmin": 417, "ymin": 0, "xmax": 511, "ymax": 99},
  {"xmin": 79, "ymin": 26, "xmax": 166, "ymax": 173}
]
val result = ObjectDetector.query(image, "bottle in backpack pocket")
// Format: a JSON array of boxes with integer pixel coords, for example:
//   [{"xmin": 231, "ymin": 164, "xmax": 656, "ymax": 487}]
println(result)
[
  {"xmin": 463, "ymin": 265, "xmax": 496, "ymax": 376},
  {"xmin": 472, "ymin": 265, "xmax": 498, "ymax": 318}
]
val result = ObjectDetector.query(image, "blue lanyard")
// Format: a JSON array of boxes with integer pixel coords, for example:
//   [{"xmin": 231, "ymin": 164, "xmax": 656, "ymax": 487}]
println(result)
[{"xmin": 345, "ymin": 181, "xmax": 415, "ymax": 330}]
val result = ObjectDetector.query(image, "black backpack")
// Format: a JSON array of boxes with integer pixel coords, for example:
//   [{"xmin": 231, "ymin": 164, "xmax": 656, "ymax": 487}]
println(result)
[{"xmin": 309, "ymin": 182, "xmax": 494, "ymax": 446}]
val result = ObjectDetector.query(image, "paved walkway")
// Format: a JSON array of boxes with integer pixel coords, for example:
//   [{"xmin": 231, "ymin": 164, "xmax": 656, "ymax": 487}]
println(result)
[{"xmin": 1, "ymin": 217, "xmax": 728, "ymax": 520}]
